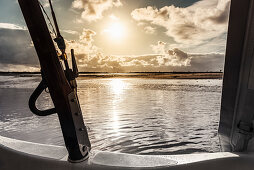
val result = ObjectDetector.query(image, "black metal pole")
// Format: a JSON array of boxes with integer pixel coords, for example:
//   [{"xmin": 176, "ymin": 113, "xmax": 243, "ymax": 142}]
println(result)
[{"xmin": 18, "ymin": 0, "xmax": 90, "ymax": 162}]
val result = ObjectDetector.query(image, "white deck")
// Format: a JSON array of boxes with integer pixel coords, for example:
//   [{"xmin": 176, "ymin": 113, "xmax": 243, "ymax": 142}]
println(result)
[{"xmin": 0, "ymin": 135, "xmax": 253, "ymax": 170}]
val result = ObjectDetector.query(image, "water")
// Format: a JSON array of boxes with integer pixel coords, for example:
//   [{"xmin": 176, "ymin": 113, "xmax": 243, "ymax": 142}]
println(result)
[{"xmin": 0, "ymin": 75, "xmax": 222, "ymax": 155}]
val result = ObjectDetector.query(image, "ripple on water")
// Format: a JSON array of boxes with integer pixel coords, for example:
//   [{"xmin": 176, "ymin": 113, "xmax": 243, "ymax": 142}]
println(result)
[{"xmin": 0, "ymin": 77, "xmax": 222, "ymax": 154}]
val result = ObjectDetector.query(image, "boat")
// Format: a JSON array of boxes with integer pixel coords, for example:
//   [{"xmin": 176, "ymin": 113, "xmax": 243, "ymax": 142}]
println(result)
[{"xmin": 0, "ymin": 0, "xmax": 254, "ymax": 169}]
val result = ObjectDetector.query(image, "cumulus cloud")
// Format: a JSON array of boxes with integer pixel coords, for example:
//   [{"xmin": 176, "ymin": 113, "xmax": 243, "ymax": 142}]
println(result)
[
  {"xmin": 151, "ymin": 41, "xmax": 166, "ymax": 54},
  {"xmin": 66, "ymin": 30, "xmax": 193, "ymax": 71},
  {"xmin": 72, "ymin": 0, "xmax": 122, "ymax": 22},
  {"xmin": 131, "ymin": 0, "xmax": 230, "ymax": 45},
  {"xmin": 66, "ymin": 28, "xmax": 100, "ymax": 55},
  {"xmin": 150, "ymin": 41, "xmax": 191, "ymax": 67},
  {"xmin": 66, "ymin": 31, "xmax": 224, "ymax": 72},
  {"xmin": 0, "ymin": 24, "xmax": 224, "ymax": 72},
  {"xmin": 74, "ymin": 52, "xmax": 224, "ymax": 72}
]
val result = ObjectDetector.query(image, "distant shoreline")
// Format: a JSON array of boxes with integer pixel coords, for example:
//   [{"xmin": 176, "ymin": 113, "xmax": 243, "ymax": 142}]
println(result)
[
  {"xmin": 79, "ymin": 72, "xmax": 223, "ymax": 79},
  {"xmin": 0, "ymin": 72, "xmax": 223, "ymax": 79}
]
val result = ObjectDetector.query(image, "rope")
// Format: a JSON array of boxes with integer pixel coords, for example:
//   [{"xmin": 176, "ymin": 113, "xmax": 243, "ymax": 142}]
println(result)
[
  {"xmin": 38, "ymin": 1, "xmax": 57, "ymax": 37},
  {"xmin": 48, "ymin": 0, "xmax": 61, "ymax": 37}
]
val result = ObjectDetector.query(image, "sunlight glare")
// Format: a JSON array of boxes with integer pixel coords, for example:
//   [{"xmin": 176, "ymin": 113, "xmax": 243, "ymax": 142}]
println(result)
[
  {"xmin": 103, "ymin": 22, "xmax": 126, "ymax": 40},
  {"xmin": 110, "ymin": 79, "xmax": 126, "ymax": 94}
]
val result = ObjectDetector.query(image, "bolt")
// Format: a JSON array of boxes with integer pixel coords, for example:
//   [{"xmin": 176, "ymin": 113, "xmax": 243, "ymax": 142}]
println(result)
[{"xmin": 82, "ymin": 146, "xmax": 87, "ymax": 152}]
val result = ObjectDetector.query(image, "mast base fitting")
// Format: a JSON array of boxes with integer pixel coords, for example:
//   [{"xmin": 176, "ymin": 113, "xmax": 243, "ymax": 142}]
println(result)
[{"xmin": 68, "ymin": 150, "xmax": 89, "ymax": 163}]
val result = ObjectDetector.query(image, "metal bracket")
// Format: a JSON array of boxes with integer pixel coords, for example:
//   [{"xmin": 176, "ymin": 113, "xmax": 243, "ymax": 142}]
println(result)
[
  {"xmin": 29, "ymin": 79, "xmax": 56, "ymax": 116},
  {"xmin": 67, "ymin": 91, "xmax": 91, "ymax": 162}
]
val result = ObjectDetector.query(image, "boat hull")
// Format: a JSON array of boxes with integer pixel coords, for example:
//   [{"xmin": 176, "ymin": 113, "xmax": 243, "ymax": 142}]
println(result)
[{"xmin": 0, "ymin": 135, "xmax": 253, "ymax": 170}]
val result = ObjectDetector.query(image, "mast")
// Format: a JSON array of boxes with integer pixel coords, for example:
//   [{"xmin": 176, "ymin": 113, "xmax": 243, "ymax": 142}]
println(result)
[{"xmin": 18, "ymin": 0, "xmax": 91, "ymax": 162}]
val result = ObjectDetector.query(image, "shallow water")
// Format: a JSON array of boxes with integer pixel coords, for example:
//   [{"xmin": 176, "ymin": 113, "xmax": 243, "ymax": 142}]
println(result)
[{"xmin": 0, "ymin": 76, "xmax": 222, "ymax": 155}]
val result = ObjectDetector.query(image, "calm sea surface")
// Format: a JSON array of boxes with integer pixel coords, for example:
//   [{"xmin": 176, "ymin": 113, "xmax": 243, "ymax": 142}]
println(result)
[{"xmin": 0, "ymin": 75, "xmax": 222, "ymax": 155}]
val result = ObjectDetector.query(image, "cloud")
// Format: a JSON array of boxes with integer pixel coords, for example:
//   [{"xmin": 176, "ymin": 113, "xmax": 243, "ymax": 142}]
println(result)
[
  {"xmin": 0, "ymin": 63, "xmax": 39, "ymax": 72},
  {"xmin": 0, "ymin": 24, "xmax": 224, "ymax": 72},
  {"xmin": 66, "ymin": 28, "xmax": 100, "ymax": 55},
  {"xmin": 0, "ymin": 28, "xmax": 38, "ymax": 65},
  {"xmin": 39, "ymin": 0, "xmax": 50, "ymax": 7},
  {"xmin": 0, "ymin": 27, "xmax": 39, "ymax": 72},
  {"xmin": 151, "ymin": 41, "xmax": 166, "ymax": 54},
  {"xmin": 0, "ymin": 26, "xmax": 100, "ymax": 72},
  {"xmin": 144, "ymin": 26, "xmax": 156, "ymax": 34},
  {"xmin": 109, "ymin": 14, "xmax": 119, "ymax": 21},
  {"xmin": 74, "ymin": 52, "xmax": 224, "ymax": 72},
  {"xmin": 0, "ymin": 23, "xmax": 26, "ymax": 30},
  {"xmin": 72, "ymin": 0, "xmax": 122, "ymax": 22},
  {"xmin": 62, "ymin": 29, "xmax": 79, "ymax": 35},
  {"xmin": 150, "ymin": 41, "xmax": 191, "ymax": 67},
  {"xmin": 137, "ymin": 22, "xmax": 156, "ymax": 34},
  {"xmin": 131, "ymin": 0, "xmax": 230, "ymax": 45},
  {"xmin": 66, "ymin": 34, "xmax": 224, "ymax": 72},
  {"xmin": 190, "ymin": 53, "xmax": 224, "ymax": 72}
]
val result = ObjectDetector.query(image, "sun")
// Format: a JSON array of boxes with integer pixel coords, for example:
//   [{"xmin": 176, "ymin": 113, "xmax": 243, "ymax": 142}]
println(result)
[{"xmin": 103, "ymin": 22, "xmax": 126, "ymax": 40}]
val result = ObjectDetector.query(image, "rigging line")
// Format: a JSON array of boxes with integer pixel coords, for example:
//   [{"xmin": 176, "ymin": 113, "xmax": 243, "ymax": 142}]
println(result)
[
  {"xmin": 38, "ymin": 1, "xmax": 57, "ymax": 37},
  {"xmin": 48, "ymin": 0, "xmax": 67, "ymax": 59},
  {"xmin": 48, "ymin": 0, "xmax": 61, "ymax": 37}
]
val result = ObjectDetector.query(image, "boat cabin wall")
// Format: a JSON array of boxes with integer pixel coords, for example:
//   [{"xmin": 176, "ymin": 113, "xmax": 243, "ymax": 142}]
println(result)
[{"xmin": 219, "ymin": 0, "xmax": 254, "ymax": 152}]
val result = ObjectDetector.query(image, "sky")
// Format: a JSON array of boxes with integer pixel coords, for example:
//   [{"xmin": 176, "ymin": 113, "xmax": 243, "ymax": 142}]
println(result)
[{"xmin": 0, "ymin": 0, "xmax": 230, "ymax": 72}]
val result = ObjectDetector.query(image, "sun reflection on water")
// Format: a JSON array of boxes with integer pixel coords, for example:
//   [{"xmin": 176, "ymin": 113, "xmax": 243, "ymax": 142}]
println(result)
[
  {"xmin": 112, "ymin": 110, "xmax": 120, "ymax": 135},
  {"xmin": 109, "ymin": 79, "xmax": 129, "ymax": 136},
  {"xmin": 109, "ymin": 79, "xmax": 127, "ymax": 95}
]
